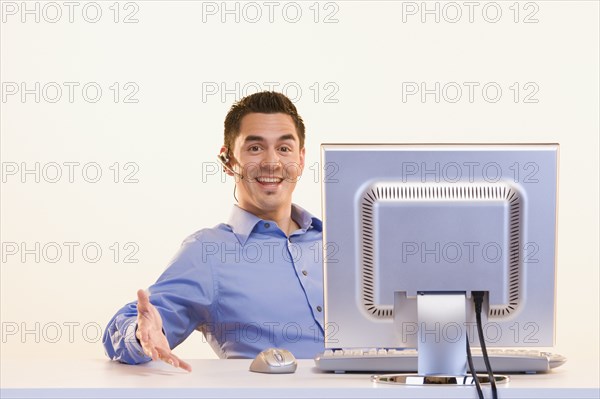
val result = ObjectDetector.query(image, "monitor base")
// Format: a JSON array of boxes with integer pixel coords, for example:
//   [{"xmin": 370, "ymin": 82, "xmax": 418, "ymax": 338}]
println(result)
[{"xmin": 371, "ymin": 374, "xmax": 509, "ymax": 385}]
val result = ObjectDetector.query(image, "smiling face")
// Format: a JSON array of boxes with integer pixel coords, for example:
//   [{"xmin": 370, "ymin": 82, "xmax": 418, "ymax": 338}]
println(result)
[{"xmin": 224, "ymin": 112, "xmax": 305, "ymax": 220}]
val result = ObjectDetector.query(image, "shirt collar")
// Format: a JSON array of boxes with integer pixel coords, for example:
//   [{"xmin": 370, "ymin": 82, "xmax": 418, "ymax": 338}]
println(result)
[
  {"xmin": 291, "ymin": 203, "xmax": 323, "ymax": 232},
  {"xmin": 227, "ymin": 204, "xmax": 322, "ymax": 246}
]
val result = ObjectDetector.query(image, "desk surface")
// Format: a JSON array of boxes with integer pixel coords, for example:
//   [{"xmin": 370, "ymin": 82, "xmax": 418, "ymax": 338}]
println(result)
[{"xmin": 1, "ymin": 358, "xmax": 599, "ymax": 399}]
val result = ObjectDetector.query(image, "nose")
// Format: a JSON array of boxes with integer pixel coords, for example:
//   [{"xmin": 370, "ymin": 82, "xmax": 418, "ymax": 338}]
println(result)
[{"xmin": 261, "ymin": 148, "xmax": 282, "ymax": 173}]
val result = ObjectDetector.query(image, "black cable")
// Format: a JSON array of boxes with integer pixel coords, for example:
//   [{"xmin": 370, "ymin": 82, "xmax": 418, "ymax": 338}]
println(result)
[
  {"xmin": 473, "ymin": 291, "xmax": 498, "ymax": 399},
  {"xmin": 466, "ymin": 334, "xmax": 484, "ymax": 399}
]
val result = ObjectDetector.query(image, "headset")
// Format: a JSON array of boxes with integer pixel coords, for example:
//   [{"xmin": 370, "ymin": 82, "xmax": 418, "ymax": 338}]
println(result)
[{"xmin": 218, "ymin": 150, "xmax": 244, "ymax": 179}]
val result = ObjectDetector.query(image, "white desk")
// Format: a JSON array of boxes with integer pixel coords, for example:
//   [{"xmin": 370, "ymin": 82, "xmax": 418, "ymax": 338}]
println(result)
[{"xmin": 1, "ymin": 358, "xmax": 598, "ymax": 398}]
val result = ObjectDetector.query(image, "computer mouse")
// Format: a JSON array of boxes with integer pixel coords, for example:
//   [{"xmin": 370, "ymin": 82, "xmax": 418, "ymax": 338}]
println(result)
[{"xmin": 249, "ymin": 348, "xmax": 297, "ymax": 374}]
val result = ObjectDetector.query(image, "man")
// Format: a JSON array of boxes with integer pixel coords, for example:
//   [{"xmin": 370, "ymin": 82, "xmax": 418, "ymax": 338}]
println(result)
[{"xmin": 102, "ymin": 92, "xmax": 325, "ymax": 372}]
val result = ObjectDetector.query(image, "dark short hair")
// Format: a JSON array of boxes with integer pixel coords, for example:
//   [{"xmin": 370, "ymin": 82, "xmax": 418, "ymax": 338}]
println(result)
[{"xmin": 223, "ymin": 91, "xmax": 305, "ymax": 156}]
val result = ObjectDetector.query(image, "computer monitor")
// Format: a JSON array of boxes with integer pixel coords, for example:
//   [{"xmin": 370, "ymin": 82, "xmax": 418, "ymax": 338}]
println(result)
[{"xmin": 321, "ymin": 144, "xmax": 558, "ymax": 378}]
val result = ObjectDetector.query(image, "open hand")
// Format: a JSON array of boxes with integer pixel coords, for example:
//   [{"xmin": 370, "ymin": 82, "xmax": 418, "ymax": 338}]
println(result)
[{"xmin": 136, "ymin": 289, "xmax": 192, "ymax": 372}]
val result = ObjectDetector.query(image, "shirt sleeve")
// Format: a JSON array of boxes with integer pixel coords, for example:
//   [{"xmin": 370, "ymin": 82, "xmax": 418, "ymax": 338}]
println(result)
[{"xmin": 102, "ymin": 233, "xmax": 216, "ymax": 364}]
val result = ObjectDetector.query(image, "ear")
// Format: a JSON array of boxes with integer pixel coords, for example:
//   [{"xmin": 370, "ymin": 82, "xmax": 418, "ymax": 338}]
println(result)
[
  {"xmin": 219, "ymin": 145, "xmax": 235, "ymax": 177},
  {"xmin": 219, "ymin": 145, "xmax": 228, "ymax": 159}
]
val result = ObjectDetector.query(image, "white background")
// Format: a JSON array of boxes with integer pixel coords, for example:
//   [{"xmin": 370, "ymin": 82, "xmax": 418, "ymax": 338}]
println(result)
[{"xmin": 0, "ymin": 0, "xmax": 598, "ymax": 377}]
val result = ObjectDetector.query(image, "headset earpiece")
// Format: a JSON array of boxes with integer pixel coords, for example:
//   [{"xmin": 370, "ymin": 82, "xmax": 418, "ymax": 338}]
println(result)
[
  {"xmin": 219, "ymin": 153, "xmax": 229, "ymax": 164},
  {"xmin": 218, "ymin": 150, "xmax": 243, "ymax": 179},
  {"xmin": 218, "ymin": 148, "xmax": 231, "ymax": 166}
]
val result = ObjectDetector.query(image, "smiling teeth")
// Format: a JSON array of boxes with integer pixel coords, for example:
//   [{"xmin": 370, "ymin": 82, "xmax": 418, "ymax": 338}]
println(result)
[{"xmin": 257, "ymin": 177, "xmax": 282, "ymax": 183}]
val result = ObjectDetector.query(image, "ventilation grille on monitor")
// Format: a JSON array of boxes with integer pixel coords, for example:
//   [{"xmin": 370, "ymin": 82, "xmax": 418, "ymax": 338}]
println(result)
[{"xmin": 360, "ymin": 183, "xmax": 522, "ymax": 319}]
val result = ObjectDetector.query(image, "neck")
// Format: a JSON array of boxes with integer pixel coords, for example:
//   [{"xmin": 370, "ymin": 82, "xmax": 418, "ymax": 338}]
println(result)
[{"xmin": 238, "ymin": 203, "xmax": 299, "ymax": 236}]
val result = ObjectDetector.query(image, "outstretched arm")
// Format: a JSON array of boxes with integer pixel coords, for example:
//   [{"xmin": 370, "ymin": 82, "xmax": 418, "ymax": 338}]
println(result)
[{"xmin": 102, "ymin": 235, "xmax": 215, "ymax": 371}]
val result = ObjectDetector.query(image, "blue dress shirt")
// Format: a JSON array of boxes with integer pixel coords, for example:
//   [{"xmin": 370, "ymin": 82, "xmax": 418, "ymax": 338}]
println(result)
[{"xmin": 102, "ymin": 204, "xmax": 325, "ymax": 363}]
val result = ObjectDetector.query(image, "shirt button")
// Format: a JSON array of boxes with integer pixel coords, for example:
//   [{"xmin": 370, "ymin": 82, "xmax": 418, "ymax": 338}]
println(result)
[
  {"xmin": 302, "ymin": 270, "xmax": 308, "ymax": 276},
  {"xmin": 316, "ymin": 306, "xmax": 323, "ymax": 312},
  {"xmin": 264, "ymin": 223, "xmax": 270, "ymax": 228}
]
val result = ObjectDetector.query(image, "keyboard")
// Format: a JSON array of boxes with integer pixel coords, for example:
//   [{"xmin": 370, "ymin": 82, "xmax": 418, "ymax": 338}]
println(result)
[{"xmin": 314, "ymin": 348, "xmax": 567, "ymax": 374}]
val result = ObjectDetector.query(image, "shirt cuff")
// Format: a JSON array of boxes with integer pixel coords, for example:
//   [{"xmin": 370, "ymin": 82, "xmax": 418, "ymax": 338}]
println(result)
[{"xmin": 123, "ymin": 318, "xmax": 152, "ymax": 363}]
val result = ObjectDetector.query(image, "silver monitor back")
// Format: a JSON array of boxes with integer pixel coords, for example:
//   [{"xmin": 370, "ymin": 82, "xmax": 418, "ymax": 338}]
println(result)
[{"xmin": 321, "ymin": 144, "xmax": 558, "ymax": 349}]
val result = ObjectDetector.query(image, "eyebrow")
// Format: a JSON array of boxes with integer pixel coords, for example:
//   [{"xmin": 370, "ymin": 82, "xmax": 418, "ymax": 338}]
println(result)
[{"xmin": 243, "ymin": 134, "xmax": 297, "ymax": 144}]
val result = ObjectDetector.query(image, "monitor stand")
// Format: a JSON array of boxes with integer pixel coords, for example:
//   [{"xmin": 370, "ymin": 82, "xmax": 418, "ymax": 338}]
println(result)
[{"xmin": 372, "ymin": 293, "xmax": 509, "ymax": 386}]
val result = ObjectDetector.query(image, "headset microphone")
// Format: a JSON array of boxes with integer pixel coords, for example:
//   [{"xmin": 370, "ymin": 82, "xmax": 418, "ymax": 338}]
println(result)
[{"xmin": 218, "ymin": 152, "xmax": 244, "ymax": 179}]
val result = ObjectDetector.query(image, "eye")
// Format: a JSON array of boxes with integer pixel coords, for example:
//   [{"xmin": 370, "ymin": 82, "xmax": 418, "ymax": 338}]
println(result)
[
  {"xmin": 248, "ymin": 145, "xmax": 261, "ymax": 152},
  {"xmin": 279, "ymin": 146, "xmax": 292, "ymax": 153}
]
